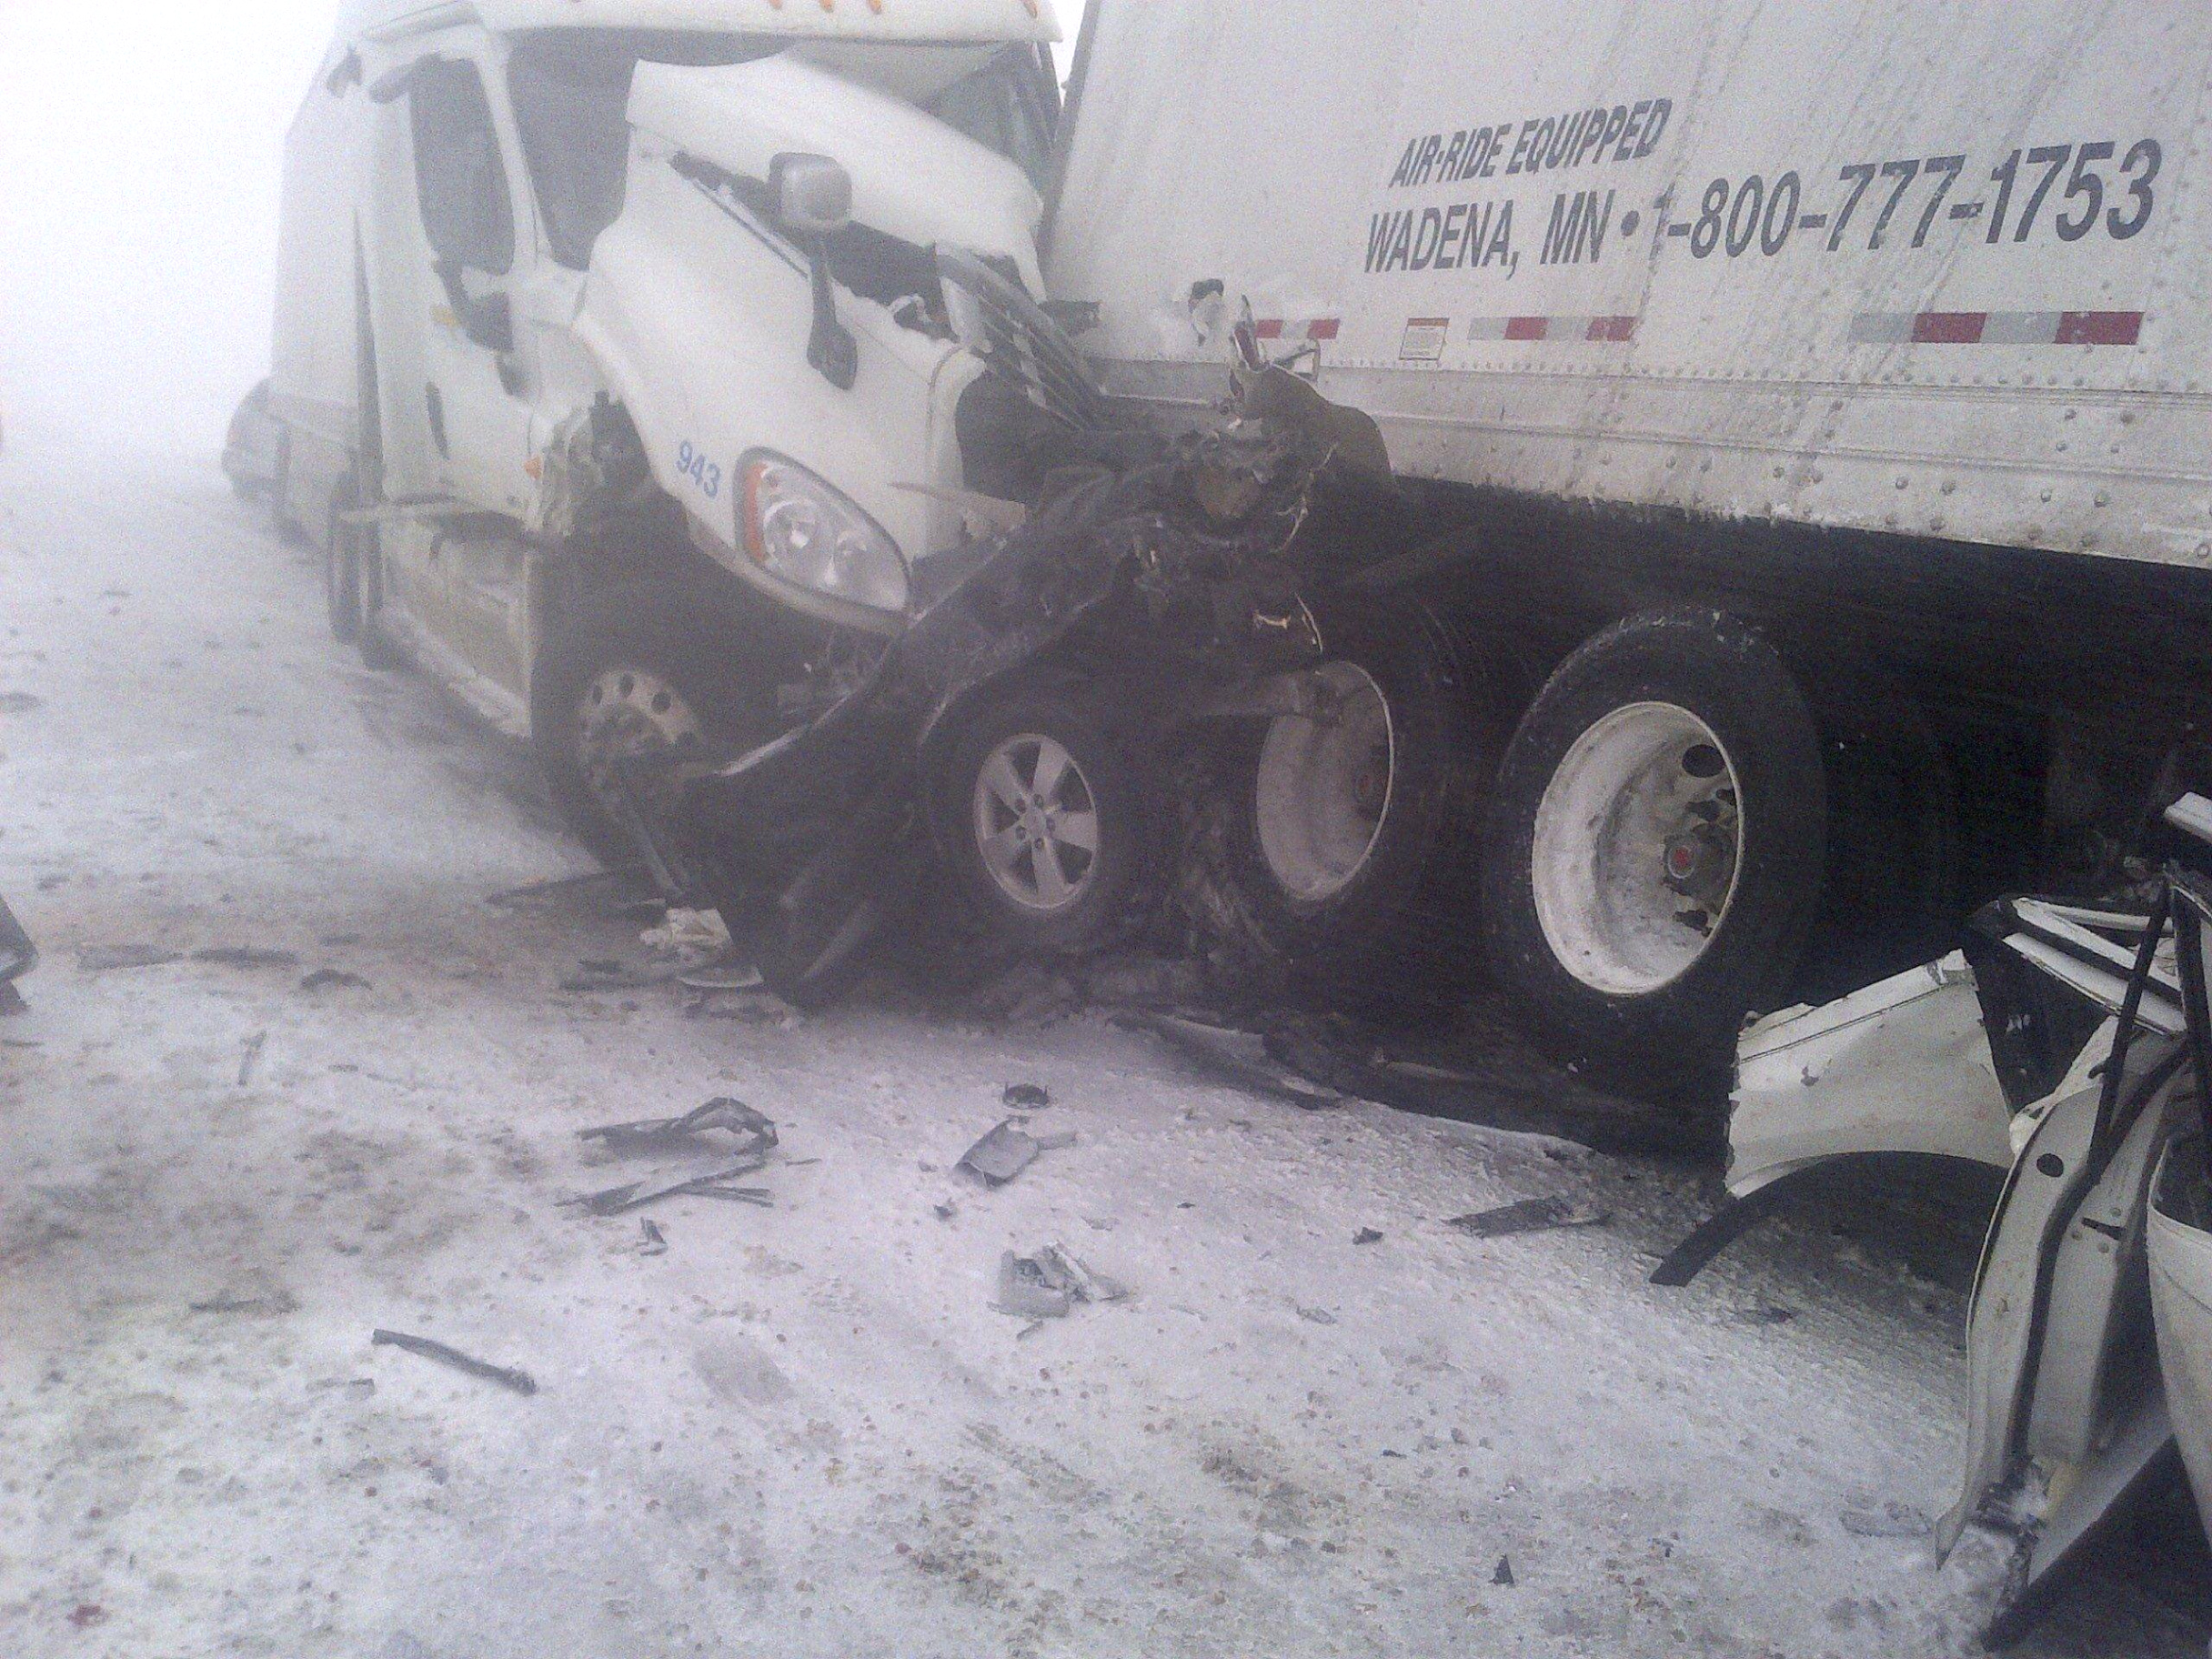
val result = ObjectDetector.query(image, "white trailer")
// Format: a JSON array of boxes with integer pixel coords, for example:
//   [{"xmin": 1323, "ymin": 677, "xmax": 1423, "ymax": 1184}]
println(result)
[{"xmin": 1046, "ymin": 1, "xmax": 2212, "ymax": 1081}]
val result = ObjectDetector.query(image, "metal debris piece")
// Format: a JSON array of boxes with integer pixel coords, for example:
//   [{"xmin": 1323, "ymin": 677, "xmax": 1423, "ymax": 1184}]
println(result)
[
  {"xmin": 299, "ymin": 968, "xmax": 371, "ymax": 992},
  {"xmin": 566, "ymin": 1161, "xmax": 773, "ymax": 1217},
  {"xmin": 934, "ymin": 1202, "xmax": 958, "ymax": 1222},
  {"xmin": 1493, "ymin": 1555, "xmax": 1515, "ymax": 1587},
  {"xmin": 686, "ymin": 1185, "xmax": 773, "ymax": 1206},
  {"xmin": 1121, "ymin": 1011, "xmax": 1350, "ymax": 1110},
  {"xmin": 994, "ymin": 1244, "xmax": 1129, "ymax": 1320},
  {"xmin": 578, "ymin": 1098, "xmax": 779, "ymax": 1156},
  {"xmin": 236, "ymin": 1031, "xmax": 267, "ymax": 1087},
  {"xmin": 960, "ymin": 1120, "xmax": 1041, "ymax": 1185},
  {"xmin": 1036, "ymin": 1242, "xmax": 1128, "ymax": 1303},
  {"xmin": 370, "ymin": 1329, "xmax": 537, "ymax": 1396},
  {"xmin": 1353, "ymin": 1228, "xmax": 1383, "ymax": 1246},
  {"xmin": 995, "ymin": 1252, "xmax": 1073, "ymax": 1320},
  {"xmin": 1840, "ymin": 1501, "xmax": 1933, "ymax": 1539},
  {"xmin": 1446, "ymin": 1196, "xmax": 1610, "ymax": 1240},
  {"xmin": 638, "ymin": 1219, "xmax": 668, "ymax": 1257},
  {"xmin": 78, "ymin": 944, "xmax": 185, "ymax": 973},
  {"xmin": 190, "ymin": 1291, "xmax": 297, "ymax": 1315},
  {"xmin": 484, "ymin": 869, "xmax": 643, "ymax": 910},
  {"xmin": 558, "ymin": 965, "xmax": 678, "ymax": 992},
  {"xmin": 1002, "ymin": 1082, "xmax": 1051, "ymax": 1111},
  {"xmin": 1296, "ymin": 1305, "xmax": 1338, "ymax": 1325},
  {"xmin": 193, "ymin": 946, "xmax": 301, "ymax": 969}
]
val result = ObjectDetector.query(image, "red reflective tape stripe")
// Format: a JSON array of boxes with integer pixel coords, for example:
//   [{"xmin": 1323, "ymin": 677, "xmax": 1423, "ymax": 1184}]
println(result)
[
  {"xmin": 1305, "ymin": 318, "xmax": 1341, "ymax": 341},
  {"xmin": 1252, "ymin": 318, "xmax": 1285, "ymax": 340},
  {"xmin": 1587, "ymin": 316, "xmax": 1637, "ymax": 341},
  {"xmin": 1503, "ymin": 316, "xmax": 1549, "ymax": 340},
  {"xmin": 2056, "ymin": 310, "xmax": 2142, "ymax": 345},
  {"xmin": 1912, "ymin": 311, "xmax": 1986, "ymax": 344}
]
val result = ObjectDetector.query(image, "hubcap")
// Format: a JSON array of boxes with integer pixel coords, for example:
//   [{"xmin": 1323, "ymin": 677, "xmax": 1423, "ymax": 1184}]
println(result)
[
  {"xmin": 1530, "ymin": 701, "xmax": 1744, "ymax": 996},
  {"xmin": 972, "ymin": 732, "xmax": 1101, "ymax": 913},
  {"xmin": 1254, "ymin": 662, "xmax": 1395, "ymax": 904},
  {"xmin": 575, "ymin": 667, "xmax": 703, "ymax": 819}
]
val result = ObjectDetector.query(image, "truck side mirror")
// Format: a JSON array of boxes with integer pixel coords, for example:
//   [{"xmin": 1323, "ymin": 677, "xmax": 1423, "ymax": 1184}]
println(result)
[
  {"xmin": 769, "ymin": 153, "xmax": 858, "ymax": 391},
  {"xmin": 769, "ymin": 154, "xmax": 852, "ymax": 236}
]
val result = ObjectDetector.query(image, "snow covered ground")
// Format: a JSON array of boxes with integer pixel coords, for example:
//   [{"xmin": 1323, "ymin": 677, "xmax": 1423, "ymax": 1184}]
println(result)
[{"xmin": 0, "ymin": 427, "xmax": 2201, "ymax": 1658}]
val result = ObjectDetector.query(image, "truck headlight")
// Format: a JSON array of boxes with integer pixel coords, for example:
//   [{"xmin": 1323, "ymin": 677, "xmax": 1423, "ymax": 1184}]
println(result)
[{"xmin": 739, "ymin": 453, "xmax": 909, "ymax": 615}]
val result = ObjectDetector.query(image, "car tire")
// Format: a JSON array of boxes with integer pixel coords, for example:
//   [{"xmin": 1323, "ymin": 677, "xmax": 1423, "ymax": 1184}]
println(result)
[
  {"xmin": 1202, "ymin": 598, "xmax": 1495, "ymax": 1015},
  {"xmin": 529, "ymin": 581, "xmax": 782, "ymax": 870},
  {"xmin": 1480, "ymin": 609, "xmax": 1826, "ymax": 1085},
  {"xmin": 934, "ymin": 682, "xmax": 1158, "ymax": 957}
]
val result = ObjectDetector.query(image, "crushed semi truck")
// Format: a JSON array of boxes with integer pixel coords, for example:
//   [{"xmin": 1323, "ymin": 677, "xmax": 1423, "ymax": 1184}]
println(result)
[
  {"xmin": 1044, "ymin": 1, "xmax": 2212, "ymax": 1081},
  {"xmin": 256, "ymin": 0, "xmax": 1083, "ymax": 870}
]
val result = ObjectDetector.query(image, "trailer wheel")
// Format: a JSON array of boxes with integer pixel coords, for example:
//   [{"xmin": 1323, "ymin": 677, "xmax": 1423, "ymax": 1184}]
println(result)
[
  {"xmin": 529, "ymin": 582, "xmax": 781, "ymax": 869},
  {"xmin": 1481, "ymin": 610, "xmax": 1825, "ymax": 1082},
  {"xmin": 1207, "ymin": 600, "xmax": 1492, "ymax": 1010},
  {"xmin": 935, "ymin": 684, "xmax": 1157, "ymax": 956}
]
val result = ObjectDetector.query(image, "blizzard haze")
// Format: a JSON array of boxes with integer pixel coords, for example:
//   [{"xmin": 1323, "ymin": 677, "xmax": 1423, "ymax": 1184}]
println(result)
[
  {"xmin": 0, "ymin": 2, "xmax": 1086, "ymax": 463},
  {"xmin": 0, "ymin": 4, "xmax": 334, "ymax": 457}
]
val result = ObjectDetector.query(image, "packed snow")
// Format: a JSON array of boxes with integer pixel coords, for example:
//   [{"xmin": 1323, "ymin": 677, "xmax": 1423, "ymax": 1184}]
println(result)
[{"xmin": 0, "ymin": 423, "xmax": 2199, "ymax": 1657}]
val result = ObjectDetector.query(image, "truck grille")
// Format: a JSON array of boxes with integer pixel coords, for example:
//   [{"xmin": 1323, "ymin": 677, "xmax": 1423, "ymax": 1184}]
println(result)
[{"xmin": 937, "ymin": 247, "xmax": 1108, "ymax": 434}]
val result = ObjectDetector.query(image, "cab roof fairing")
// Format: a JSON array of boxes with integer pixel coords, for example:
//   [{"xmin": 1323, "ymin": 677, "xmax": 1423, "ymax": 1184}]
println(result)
[{"xmin": 337, "ymin": 0, "xmax": 1059, "ymax": 46}]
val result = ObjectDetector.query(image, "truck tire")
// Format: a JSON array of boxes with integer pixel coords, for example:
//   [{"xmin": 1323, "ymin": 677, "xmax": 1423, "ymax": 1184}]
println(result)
[
  {"xmin": 1204, "ymin": 599, "xmax": 1493, "ymax": 1012},
  {"xmin": 1480, "ymin": 610, "xmax": 1825, "ymax": 1083},
  {"xmin": 934, "ymin": 682, "xmax": 1158, "ymax": 957},
  {"xmin": 529, "ymin": 582, "xmax": 782, "ymax": 869}
]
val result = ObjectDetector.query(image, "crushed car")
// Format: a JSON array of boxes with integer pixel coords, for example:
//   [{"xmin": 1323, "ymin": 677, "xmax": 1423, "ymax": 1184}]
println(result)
[
  {"xmin": 1663, "ymin": 794, "xmax": 2212, "ymax": 1644},
  {"xmin": 608, "ymin": 358, "xmax": 1433, "ymax": 1010}
]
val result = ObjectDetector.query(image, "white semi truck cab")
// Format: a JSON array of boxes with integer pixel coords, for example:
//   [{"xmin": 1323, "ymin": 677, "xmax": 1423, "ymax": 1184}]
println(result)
[{"xmin": 259, "ymin": 0, "xmax": 1073, "ymax": 857}]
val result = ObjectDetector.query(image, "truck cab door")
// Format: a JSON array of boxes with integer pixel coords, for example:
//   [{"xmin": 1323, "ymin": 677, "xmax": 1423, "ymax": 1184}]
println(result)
[{"xmin": 368, "ymin": 45, "xmax": 540, "ymax": 521}]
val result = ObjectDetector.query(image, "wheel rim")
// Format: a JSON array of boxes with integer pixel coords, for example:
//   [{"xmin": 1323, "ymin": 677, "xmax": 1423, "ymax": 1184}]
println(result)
[
  {"xmin": 972, "ymin": 732, "xmax": 1101, "ymax": 914},
  {"xmin": 1253, "ymin": 661, "xmax": 1395, "ymax": 904},
  {"xmin": 575, "ymin": 667, "xmax": 703, "ymax": 819},
  {"xmin": 1530, "ymin": 701, "xmax": 1744, "ymax": 996}
]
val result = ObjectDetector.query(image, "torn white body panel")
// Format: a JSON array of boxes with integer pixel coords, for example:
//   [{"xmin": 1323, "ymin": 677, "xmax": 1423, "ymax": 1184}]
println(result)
[
  {"xmin": 1727, "ymin": 952, "xmax": 2014, "ymax": 1200},
  {"xmin": 2150, "ymin": 1148, "xmax": 2212, "ymax": 1548}
]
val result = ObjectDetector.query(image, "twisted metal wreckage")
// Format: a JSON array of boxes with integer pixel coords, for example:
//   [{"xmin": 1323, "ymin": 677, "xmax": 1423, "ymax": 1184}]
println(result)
[{"xmin": 1664, "ymin": 797, "xmax": 2212, "ymax": 1645}]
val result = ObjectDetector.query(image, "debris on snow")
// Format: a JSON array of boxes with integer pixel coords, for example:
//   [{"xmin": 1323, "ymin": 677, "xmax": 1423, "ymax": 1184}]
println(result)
[
  {"xmin": 236, "ymin": 1030, "xmax": 267, "ymax": 1087},
  {"xmin": 639, "ymin": 906, "xmax": 731, "ymax": 967},
  {"xmin": 1352, "ymin": 1229, "xmax": 1383, "ymax": 1246},
  {"xmin": 678, "ymin": 961, "xmax": 763, "ymax": 992},
  {"xmin": 370, "ymin": 1329, "xmax": 538, "ymax": 1397},
  {"xmin": 298, "ymin": 968, "xmax": 371, "ymax": 992},
  {"xmin": 189, "ymin": 1290, "xmax": 297, "ymax": 1316},
  {"xmin": 959, "ymin": 1120, "xmax": 1074, "ymax": 1186},
  {"xmin": 1493, "ymin": 1555, "xmax": 1515, "ymax": 1586},
  {"xmin": 193, "ymin": 946, "xmax": 301, "ymax": 969},
  {"xmin": 995, "ymin": 1252, "xmax": 1072, "ymax": 1320},
  {"xmin": 79, "ymin": 943, "xmax": 185, "ymax": 973},
  {"xmin": 638, "ymin": 1219, "xmax": 669, "ymax": 1258},
  {"xmin": 1296, "ymin": 1305, "xmax": 1339, "ymax": 1325},
  {"xmin": 1002, "ymin": 1082, "xmax": 1051, "ymax": 1111},
  {"xmin": 568, "ymin": 1099, "xmax": 780, "ymax": 1214},
  {"xmin": 1120, "ymin": 1010, "xmax": 1351, "ymax": 1111},
  {"xmin": 484, "ymin": 869, "xmax": 645, "ymax": 911},
  {"xmin": 1446, "ymin": 1196, "xmax": 1610, "ymax": 1240},
  {"xmin": 994, "ymin": 1244, "xmax": 1128, "ymax": 1320},
  {"xmin": 1840, "ymin": 1502, "xmax": 1933, "ymax": 1539},
  {"xmin": 578, "ymin": 1097, "xmax": 777, "ymax": 1157}
]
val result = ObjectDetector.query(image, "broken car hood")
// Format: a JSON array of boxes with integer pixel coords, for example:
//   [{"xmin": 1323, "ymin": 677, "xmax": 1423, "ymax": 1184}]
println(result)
[{"xmin": 628, "ymin": 54, "xmax": 1044, "ymax": 290}]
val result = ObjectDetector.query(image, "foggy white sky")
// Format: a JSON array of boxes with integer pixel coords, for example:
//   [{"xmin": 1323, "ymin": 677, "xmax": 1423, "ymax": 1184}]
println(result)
[
  {"xmin": 0, "ymin": 4, "xmax": 335, "ymax": 457},
  {"xmin": 0, "ymin": 2, "xmax": 1086, "ymax": 462}
]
